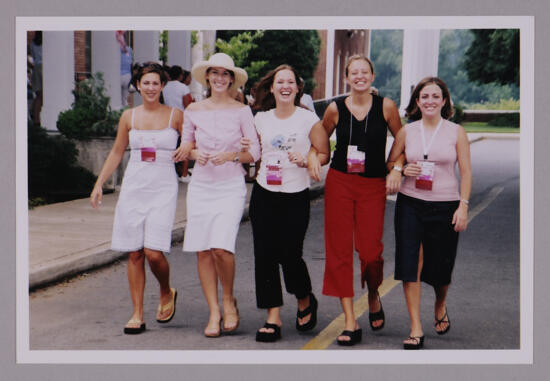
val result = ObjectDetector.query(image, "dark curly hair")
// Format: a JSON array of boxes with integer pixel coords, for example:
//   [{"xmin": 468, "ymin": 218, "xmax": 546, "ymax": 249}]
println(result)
[
  {"xmin": 133, "ymin": 61, "xmax": 168, "ymax": 94},
  {"xmin": 405, "ymin": 77, "xmax": 454, "ymax": 121},
  {"xmin": 252, "ymin": 64, "xmax": 304, "ymax": 112}
]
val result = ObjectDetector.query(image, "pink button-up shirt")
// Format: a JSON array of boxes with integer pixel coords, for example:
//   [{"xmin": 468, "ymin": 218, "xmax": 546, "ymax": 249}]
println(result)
[{"xmin": 182, "ymin": 106, "xmax": 261, "ymax": 182}]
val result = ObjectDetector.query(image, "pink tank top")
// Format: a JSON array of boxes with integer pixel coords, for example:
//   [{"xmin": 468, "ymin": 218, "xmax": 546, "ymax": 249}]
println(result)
[{"xmin": 400, "ymin": 119, "xmax": 460, "ymax": 201}]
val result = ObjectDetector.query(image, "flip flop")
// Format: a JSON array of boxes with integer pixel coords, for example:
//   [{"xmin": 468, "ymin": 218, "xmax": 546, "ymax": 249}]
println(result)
[
  {"xmin": 296, "ymin": 293, "xmax": 318, "ymax": 332},
  {"xmin": 256, "ymin": 323, "xmax": 282, "ymax": 342},
  {"xmin": 156, "ymin": 288, "xmax": 177, "ymax": 323},
  {"xmin": 124, "ymin": 319, "xmax": 146, "ymax": 335}
]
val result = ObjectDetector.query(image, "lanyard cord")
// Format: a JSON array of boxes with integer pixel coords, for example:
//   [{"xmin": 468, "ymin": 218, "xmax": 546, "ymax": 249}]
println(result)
[
  {"xmin": 348, "ymin": 96, "xmax": 369, "ymax": 147},
  {"xmin": 420, "ymin": 118, "xmax": 444, "ymax": 160}
]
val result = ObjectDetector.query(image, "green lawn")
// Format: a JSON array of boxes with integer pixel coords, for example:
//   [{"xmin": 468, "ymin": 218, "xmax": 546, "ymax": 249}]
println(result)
[{"xmin": 462, "ymin": 122, "xmax": 519, "ymax": 133}]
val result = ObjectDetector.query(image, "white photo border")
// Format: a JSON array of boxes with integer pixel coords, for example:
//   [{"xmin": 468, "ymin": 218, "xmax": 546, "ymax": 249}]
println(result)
[{"xmin": 16, "ymin": 15, "xmax": 534, "ymax": 365}]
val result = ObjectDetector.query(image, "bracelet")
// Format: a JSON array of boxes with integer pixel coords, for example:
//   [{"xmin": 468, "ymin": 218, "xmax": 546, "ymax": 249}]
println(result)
[{"xmin": 460, "ymin": 199, "xmax": 469, "ymax": 205}]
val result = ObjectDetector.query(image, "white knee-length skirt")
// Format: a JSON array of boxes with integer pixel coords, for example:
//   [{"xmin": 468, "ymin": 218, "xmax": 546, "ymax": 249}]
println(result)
[{"xmin": 183, "ymin": 176, "xmax": 246, "ymax": 254}]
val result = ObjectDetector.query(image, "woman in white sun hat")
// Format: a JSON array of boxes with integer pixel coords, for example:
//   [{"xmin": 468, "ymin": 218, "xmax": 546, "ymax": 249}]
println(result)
[{"xmin": 173, "ymin": 53, "xmax": 260, "ymax": 337}]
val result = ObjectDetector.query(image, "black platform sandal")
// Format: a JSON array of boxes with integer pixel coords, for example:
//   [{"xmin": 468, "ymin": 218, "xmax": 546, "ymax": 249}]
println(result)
[
  {"xmin": 368, "ymin": 293, "xmax": 385, "ymax": 331},
  {"xmin": 403, "ymin": 335, "xmax": 424, "ymax": 350},
  {"xmin": 256, "ymin": 323, "xmax": 282, "ymax": 342},
  {"xmin": 336, "ymin": 328, "xmax": 362, "ymax": 346},
  {"xmin": 296, "ymin": 293, "xmax": 318, "ymax": 332}
]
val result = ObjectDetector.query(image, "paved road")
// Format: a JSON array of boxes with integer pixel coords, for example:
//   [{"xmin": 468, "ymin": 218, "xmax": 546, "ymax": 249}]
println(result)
[{"xmin": 29, "ymin": 138, "xmax": 519, "ymax": 351}]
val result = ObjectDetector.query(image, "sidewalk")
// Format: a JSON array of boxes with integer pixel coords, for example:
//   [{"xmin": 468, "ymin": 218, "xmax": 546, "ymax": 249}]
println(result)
[{"xmin": 27, "ymin": 132, "xmax": 518, "ymax": 289}]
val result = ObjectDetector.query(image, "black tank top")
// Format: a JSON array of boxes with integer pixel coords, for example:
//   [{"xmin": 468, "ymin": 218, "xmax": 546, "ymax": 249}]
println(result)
[{"xmin": 330, "ymin": 94, "xmax": 388, "ymax": 178}]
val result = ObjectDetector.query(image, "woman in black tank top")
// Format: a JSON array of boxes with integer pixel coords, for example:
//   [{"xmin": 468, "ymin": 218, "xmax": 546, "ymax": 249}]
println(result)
[{"xmin": 321, "ymin": 55, "xmax": 404, "ymax": 346}]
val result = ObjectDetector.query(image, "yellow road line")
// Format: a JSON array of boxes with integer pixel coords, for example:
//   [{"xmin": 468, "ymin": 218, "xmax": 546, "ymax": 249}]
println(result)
[
  {"xmin": 302, "ymin": 277, "xmax": 400, "ymax": 350},
  {"xmin": 302, "ymin": 185, "xmax": 504, "ymax": 350}
]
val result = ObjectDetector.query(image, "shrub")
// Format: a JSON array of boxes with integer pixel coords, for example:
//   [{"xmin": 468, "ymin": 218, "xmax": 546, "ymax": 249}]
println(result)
[
  {"xmin": 28, "ymin": 121, "xmax": 97, "ymax": 206},
  {"xmin": 487, "ymin": 113, "xmax": 520, "ymax": 127},
  {"xmin": 57, "ymin": 72, "xmax": 122, "ymax": 140},
  {"xmin": 450, "ymin": 103, "xmax": 465, "ymax": 124}
]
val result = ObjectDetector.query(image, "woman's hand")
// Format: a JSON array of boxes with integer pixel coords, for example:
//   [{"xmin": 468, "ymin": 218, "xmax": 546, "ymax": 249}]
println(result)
[
  {"xmin": 385, "ymin": 170, "xmax": 402, "ymax": 195},
  {"xmin": 173, "ymin": 145, "xmax": 190, "ymax": 162},
  {"xmin": 240, "ymin": 137, "xmax": 250, "ymax": 152},
  {"xmin": 210, "ymin": 151, "xmax": 236, "ymax": 166},
  {"xmin": 403, "ymin": 163, "xmax": 422, "ymax": 177},
  {"xmin": 90, "ymin": 185, "xmax": 103, "ymax": 209},
  {"xmin": 452, "ymin": 203, "xmax": 469, "ymax": 232},
  {"xmin": 195, "ymin": 150, "xmax": 210, "ymax": 166},
  {"xmin": 288, "ymin": 151, "xmax": 306, "ymax": 167},
  {"xmin": 307, "ymin": 151, "xmax": 321, "ymax": 181}
]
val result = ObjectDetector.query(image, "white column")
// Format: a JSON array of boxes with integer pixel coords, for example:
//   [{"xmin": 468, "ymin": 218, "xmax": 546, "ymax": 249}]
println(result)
[
  {"xmin": 189, "ymin": 30, "xmax": 215, "ymax": 101},
  {"xmin": 167, "ymin": 31, "xmax": 191, "ymax": 70},
  {"xmin": 133, "ymin": 31, "xmax": 160, "ymax": 63},
  {"xmin": 400, "ymin": 29, "xmax": 440, "ymax": 115},
  {"xmin": 325, "ymin": 29, "xmax": 335, "ymax": 100},
  {"xmin": 91, "ymin": 31, "xmax": 121, "ymax": 110},
  {"xmin": 42, "ymin": 31, "xmax": 74, "ymax": 132},
  {"xmin": 133, "ymin": 31, "xmax": 160, "ymax": 106}
]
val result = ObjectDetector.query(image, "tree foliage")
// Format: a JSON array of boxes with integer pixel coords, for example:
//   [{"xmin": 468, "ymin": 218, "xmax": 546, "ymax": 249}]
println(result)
[
  {"xmin": 216, "ymin": 30, "xmax": 321, "ymax": 94},
  {"xmin": 463, "ymin": 29, "xmax": 519, "ymax": 87},
  {"xmin": 28, "ymin": 121, "xmax": 96, "ymax": 204},
  {"xmin": 439, "ymin": 29, "xmax": 519, "ymax": 106},
  {"xmin": 56, "ymin": 72, "xmax": 123, "ymax": 140},
  {"xmin": 215, "ymin": 31, "xmax": 268, "ymax": 89},
  {"xmin": 369, "ymin": 30, "xmax": 403, "ymax": 105}
]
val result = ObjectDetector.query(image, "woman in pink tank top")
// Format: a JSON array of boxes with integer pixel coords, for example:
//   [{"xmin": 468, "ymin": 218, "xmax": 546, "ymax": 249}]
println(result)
[{"xmin": 387, "ymin": 77, "xmax": 472, "ymax": 349}]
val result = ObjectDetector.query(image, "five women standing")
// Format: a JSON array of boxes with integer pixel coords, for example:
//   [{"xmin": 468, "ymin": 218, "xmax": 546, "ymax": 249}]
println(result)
[{"xmin": 92, "ymin": 52, "xmax": 470, "ymax": 349}]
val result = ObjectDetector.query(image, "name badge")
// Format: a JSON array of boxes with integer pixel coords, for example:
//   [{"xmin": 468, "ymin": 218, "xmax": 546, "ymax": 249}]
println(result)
[
  {"xmin": 415, "ymin": 160, "xmax": 435, "ymax": 190},
  {"xmin": 347, "ymin": 145, "xmax": 365, "ymax": 173},
  {"xmin": 141, "ymin": 147, "xmax": 156, "ymax": 162},
  {"xmin": 266, "ymin": 157, "xmax": 282, "ymax": 185}
]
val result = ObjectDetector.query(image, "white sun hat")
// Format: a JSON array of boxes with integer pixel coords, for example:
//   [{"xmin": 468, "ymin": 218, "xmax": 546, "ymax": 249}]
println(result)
[{"xmin": 191, "ymin": 53, "xmax": 248, "ymax": 95}]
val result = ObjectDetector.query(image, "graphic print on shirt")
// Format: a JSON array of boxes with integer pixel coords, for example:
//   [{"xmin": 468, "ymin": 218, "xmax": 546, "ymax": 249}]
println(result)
[{"xmin": 265, "ymin": 133, "xmax": 296, "ymax": 185}]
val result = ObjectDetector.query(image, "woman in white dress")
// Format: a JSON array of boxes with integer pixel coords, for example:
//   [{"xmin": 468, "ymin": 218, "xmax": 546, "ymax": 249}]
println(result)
[
  {"xmin": 90, "ymin": 62, "xmax": 181, "ymax": 334},
  {"xmin": 173, "ymin": 53, "xmax": 261, "ymax": 337}
]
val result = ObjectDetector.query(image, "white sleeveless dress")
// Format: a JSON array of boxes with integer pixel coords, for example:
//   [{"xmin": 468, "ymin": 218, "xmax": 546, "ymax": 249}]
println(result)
[{"xmin": 111, "ymin": 108, "xmax": 179, "ymax": 253}]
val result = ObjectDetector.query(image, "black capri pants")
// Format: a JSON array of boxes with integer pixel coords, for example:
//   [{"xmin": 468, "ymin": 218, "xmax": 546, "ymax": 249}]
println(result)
[
  {"xmin": 394, "ymin": 192, "xmax": 460, "ymax": 287},
  {"xmin": 249, "ymin": 182, "xmax": 312, "ymax": 309}
]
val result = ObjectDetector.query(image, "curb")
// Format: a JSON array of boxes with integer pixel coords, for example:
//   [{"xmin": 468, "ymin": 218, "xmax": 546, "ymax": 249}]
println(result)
[{"xmin": 29, "ymin": 182, "xmax": 325, "ymax": 290}]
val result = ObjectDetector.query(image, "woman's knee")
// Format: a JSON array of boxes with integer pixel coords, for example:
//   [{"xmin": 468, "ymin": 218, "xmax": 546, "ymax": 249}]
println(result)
[
  {"xmin": 128, "ymin": 250, "xmax": 145, "ymax": 265},
  {"xmin": 211, "ymin": 248, "xmax": 232, "ymax": 260}
]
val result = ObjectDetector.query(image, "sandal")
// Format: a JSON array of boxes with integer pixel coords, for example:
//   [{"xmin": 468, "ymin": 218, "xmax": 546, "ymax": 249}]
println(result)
[
  {"xmin": 296, "ymin": 293, "xmax": 318, "ymax": 332},
  {"xmin": 403, "ymin": 335, "xmax": 424, "ymax": 350},
  {"xmin": 435, "ymin": 307, "xmax": 451, "ymax": 335},
  {"xmin": 256, "ymin": 323, "xmax": 282, "ymax": 342},
  {"xmin": 204, "ymin": 317, "xmax": 223, "ymax": 338},
  {"xmin": 368, "ymin": 293, "xmax": 385, "ymax": 331},
  {"xmin": 336, "ymin": 328, "xmax": 362, "ymax": 346},
  {"xmin": 223, "ymin": 298, "xmax": 240, "ymax": 333},
  {"xmin": 156, "ymin": 288, "xmax": 177, "ymax": 323},
  {"xmin": 124, "ymin": 318, "xmax": 146, "ymax": 335}
]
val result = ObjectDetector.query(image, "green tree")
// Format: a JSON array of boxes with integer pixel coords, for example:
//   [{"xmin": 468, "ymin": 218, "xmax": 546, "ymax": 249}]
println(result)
[
  {"xmin": 369, "ymin": 30, "xmax": 403, "ymax": 105},
  {"xmin": 215, "ymin": 31, "xmax": 268, "ymax": 89},
  {"xmin": 56, "ymin": 72, "xmax": 123, "ymax": 140},
  {"xmin": 216, "ymin": 30, "xmax": 321, "ymax": 94},
  {"xmin": 463, "ymin": 29, "xmax": 519, "ymax": 87},
  {"xmin": 439, "ymin": 29, "xmax": 519, "ymax": 106}
]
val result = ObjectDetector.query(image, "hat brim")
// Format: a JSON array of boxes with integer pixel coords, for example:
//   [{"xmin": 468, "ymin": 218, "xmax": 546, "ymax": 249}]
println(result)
[{"xmin": 192, "ymin": 61, "xmax": 248, "ymax": 94}]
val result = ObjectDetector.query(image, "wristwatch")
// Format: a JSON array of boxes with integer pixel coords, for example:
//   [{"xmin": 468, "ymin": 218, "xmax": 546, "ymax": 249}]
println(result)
[
  {"xmin": 392, "ymin": 164, "xmax": 403, "ymax": 173},
  {"xmin": 233, "ymin": 153, "xmax": 240, "ymax": 163}
]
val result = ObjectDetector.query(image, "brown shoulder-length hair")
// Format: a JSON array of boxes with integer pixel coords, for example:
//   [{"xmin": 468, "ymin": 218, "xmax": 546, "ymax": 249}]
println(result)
[
  {"xmin": 252, "ymin": 64, "xmax": 304, "ymax": 112},
  {"xmin": 405, "ymin": 77, "xmax": 454, "ymax": 121},
  {"xmin": 134, "ymin": 61, "xmax": 168, "ymax": 94}
]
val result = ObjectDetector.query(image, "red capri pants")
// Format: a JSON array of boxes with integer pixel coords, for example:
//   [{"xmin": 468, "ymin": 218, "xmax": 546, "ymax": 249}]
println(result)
[{"xmin": 322, "ymin": 168, "xmax": 386, "ymax": 297}]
